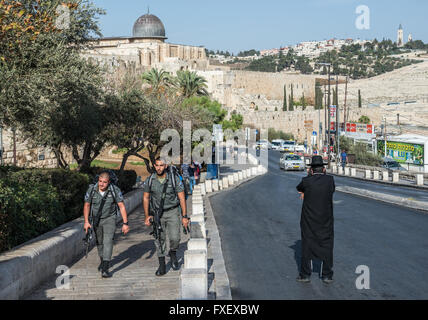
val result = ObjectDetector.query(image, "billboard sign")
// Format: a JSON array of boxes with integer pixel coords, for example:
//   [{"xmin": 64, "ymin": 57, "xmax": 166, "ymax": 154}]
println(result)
[
  {"xmin": 346, "ymin": 122, "xmax": 374, "ymax": 134},
  {"xmin": 377, "ymin": 140, "xmax": 424, "ymax": 166}
]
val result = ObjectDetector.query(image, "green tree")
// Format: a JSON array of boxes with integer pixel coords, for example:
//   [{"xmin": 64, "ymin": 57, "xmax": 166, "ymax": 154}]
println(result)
[
  {"xmin": 175, "ymin": 70, "xmax": 209, "ymax": 98},
  {"xmin": 142, "ymin": 68, "xmax": 173, "ymax": 94},
  {"xmin": 283, "ymin": 85, "xmax": 287, "ymax": 111},
  {"xmin": 289, "ymin": 84, "xmax": 294, "ymax": 111},
  {"xmin": 358, "ymin": 89, "xmax": 362, "ymax": 108},
  {"xmin": 358, "ymin": 115, "xmax": 370, "ymax": 124},
  {"xmin": 0, "ymin": 0, "xmax": 107, "ymax": 172}
]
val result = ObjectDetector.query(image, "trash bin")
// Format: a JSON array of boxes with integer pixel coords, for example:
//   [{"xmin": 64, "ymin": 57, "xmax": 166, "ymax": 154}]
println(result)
[{"xmin": 206, "ymin": 164, "xmax": 219, "ymax": 180}]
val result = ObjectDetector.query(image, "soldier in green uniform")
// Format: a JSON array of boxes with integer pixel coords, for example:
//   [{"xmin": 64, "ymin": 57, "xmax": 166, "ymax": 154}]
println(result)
[
  {"xmin": 143, "ymin": 158, "xmax": 189, "ymax": 276},
  {"xmin": 84, "ymin": 172, "xmax": 129, "ymax": 278}
]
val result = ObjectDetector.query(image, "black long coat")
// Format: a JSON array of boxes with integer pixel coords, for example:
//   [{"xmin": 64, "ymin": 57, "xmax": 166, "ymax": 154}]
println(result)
[{"xmin": 296, "ymin": 173, "xmax": 335, "ymax": 261}]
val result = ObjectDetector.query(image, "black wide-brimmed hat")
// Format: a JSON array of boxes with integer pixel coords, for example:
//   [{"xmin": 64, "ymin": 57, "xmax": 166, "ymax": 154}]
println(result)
[{"xmin": 310, "ymin": 155, "xmax": 325, "ymax": 167}]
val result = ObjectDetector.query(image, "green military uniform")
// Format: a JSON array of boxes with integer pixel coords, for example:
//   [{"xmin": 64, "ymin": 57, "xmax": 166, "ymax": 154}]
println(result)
[
  {"xmin": 143, "ymin": 173, "xmax": 184, "ymax": 258},
  {"xmin": 84, "ymin": 184, "xmax": 124, "ymax": 262}
]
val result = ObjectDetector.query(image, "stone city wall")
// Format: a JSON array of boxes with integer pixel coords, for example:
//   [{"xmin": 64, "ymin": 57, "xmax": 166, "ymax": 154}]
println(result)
[{"xmin": 0, "ymin": 128, "xmax": 68, "ymax": 168}]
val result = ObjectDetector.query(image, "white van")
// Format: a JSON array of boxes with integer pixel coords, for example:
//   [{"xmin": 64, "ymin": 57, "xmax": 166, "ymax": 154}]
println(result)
[
  {"xmin": 281, "ymin": 140, "xmax": 296, "ymax": 152},
  {"xmin": 271, "ymin": 139, "xmax": 285, "ymax": 150}
]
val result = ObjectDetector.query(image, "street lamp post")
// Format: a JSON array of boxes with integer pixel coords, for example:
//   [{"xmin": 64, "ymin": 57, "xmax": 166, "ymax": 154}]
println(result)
[{"xmin": 317, "ymin": 62, "xmax": 332, "ymax": 167}]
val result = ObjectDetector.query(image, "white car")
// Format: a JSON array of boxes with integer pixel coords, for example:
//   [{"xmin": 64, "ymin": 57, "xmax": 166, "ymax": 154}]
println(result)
[
  {"xmin": 254, "ymin": 140, "xmax": 271, "ymax": 150},
  {"xmin": 280, "ymin": 140, "xmax": 296, "ymax": 152},
  {"xmin": 279, "ymin": 153, "xmax": 305, "ymax": 171},
  {"xmin": 294, "ymin": 145, "xmax": 305, "ymax": 153}
]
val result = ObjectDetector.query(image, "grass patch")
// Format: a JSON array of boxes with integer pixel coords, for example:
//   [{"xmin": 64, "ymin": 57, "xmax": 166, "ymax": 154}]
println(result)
[
  {"xmin": 130, "ymin": 161, "xmax": 146, "ymax": 166},
  {"xmin": 112, "ymin": 148, "xmax": 129, "ymax": 154},
  {"xmin": 91, "ymin": 160, "xmax": 119, "ymax": 169}
]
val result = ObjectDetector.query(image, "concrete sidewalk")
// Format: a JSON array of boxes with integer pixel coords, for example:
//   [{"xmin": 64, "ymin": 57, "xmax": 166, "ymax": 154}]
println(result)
[{"xmin": 25, "ymin": 203, "xmax": 191, "ymax": 300}]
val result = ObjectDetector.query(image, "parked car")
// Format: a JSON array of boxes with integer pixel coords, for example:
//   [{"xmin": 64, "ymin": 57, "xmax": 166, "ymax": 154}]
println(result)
[
  {"xmin": 279, "ymin": 153, "xmax": 305, "ymax": 171},
  {"xmin": 382, "ymin": 157, "xmax": 407, "ymax": 171}
]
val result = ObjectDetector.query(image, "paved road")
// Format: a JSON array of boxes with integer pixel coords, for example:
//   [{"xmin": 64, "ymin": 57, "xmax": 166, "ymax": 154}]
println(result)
[{"xmin": 210, "ymin": 150, "xmax": 428, "ymax": 299}]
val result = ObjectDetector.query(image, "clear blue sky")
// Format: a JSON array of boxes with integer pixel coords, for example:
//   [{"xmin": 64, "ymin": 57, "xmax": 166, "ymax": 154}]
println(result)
[{"xmin": 91, "ymin": 0, "xmax": 427, "ymax": 54}]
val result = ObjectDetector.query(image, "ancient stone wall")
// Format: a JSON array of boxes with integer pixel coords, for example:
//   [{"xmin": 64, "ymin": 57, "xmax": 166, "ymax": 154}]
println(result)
[{"xmin": 0, "ymin": 128, "xmax": 71, "ymax": 168}]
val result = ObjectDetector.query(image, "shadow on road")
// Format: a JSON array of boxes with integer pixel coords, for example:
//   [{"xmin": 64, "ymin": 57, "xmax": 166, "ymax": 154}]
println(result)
[{"xmin": 110, "ymin": 241, "xmax": 156, "ymax": 274}]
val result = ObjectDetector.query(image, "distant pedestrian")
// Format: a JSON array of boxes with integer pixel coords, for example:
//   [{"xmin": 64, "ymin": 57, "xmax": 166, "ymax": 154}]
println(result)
[
  {"xmin": 194, "ymin": 161, "xmax": 201, "ymax": 183},
  {"xmin": 188, "ymin": 162, "xmax": 196, "ymax": 194},
  {"xmin": 296, "ymin": 156, "xmax": 335, "ymax": 284},
  {"xmin": 340, "ymin": 150, "xmax": 348, "ymax": 169}
]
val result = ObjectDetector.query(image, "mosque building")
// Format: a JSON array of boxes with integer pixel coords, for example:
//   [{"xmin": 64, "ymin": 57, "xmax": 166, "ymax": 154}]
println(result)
[{"xmin": 83, "ymin": 11, "xmax": 209, "ymax": 72}]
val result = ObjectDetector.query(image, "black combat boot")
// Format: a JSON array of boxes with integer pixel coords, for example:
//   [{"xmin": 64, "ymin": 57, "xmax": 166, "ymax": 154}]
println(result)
[
  {"xmin": 97, "ymin": 257, "xmax": 103, "ymax": 272},
  {"xmin": 169, "ymin": 250, "xmax": 180, "ymax": 271},
  {"xmin": 101, "ymin": 260, "xmax": 112, "ymax": 278},
  {"xmin": 156, "ymin": 257, "xmax": 166, "ymax": 276}
]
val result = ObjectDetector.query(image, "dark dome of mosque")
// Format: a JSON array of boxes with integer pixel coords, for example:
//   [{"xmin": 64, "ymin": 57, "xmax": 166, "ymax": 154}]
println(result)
[{"xmin": 132, "ymin": 13, "xmax": 167, "ymax": 39}]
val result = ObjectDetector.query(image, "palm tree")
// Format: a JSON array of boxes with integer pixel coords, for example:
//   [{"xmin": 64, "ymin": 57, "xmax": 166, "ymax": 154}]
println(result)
[
  {"xmin": 141, "ymin": 68, "xmax": 172, "ymax": 94},
  {"xmin": 175, "ymin": 70, "xmax": 208, "ymax": 98}
]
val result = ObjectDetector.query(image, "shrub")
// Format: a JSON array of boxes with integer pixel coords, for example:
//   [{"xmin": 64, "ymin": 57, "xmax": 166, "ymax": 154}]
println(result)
[
  {"xmin": 7, "ymin": 169, "xmax": 89, "ymax": 222},
  {"xmin": 0, "ymin": 178, "xmax": 62, "ymax": 252}
]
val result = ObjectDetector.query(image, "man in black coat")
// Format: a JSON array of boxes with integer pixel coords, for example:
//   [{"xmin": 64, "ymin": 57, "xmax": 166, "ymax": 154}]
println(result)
[{"xmin": 296, "ymin": 155, "xmax": 335, "ymax": 284}]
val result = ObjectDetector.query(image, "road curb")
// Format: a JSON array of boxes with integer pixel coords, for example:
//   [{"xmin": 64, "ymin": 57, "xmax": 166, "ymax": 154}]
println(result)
[
  {"xmin": 336, "ymin": 185, "xmax": 428, "ymax": 213},
  {"xmin": 329, "ymin": 171, "xmax": 428, "ymax": 191}
]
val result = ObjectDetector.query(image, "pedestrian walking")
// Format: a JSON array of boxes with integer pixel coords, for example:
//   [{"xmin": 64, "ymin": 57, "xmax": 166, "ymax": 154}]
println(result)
[
  {"xmin": 340, "ymin": 150, "xmax": 348, "ymax": 170},
  {"xmin": 83, "ymin": 171, "xmax": 129, "ymax": 278},
  {"xmin": 188, "ymin": 162, "xmax": 196, "ymax": 194},
  {"xmin": 296, "ymin": 156, "xmax": 335, "ymax": 284},
  {"xmin": 143, "ymin": 158, "xmax": 190, "ymax": 276}
]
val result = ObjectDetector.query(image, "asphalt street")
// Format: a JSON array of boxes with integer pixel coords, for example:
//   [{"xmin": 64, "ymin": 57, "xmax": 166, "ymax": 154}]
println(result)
[{"xmin": 210, "ymin": 150, "xmax": 428, "ymax": 299}]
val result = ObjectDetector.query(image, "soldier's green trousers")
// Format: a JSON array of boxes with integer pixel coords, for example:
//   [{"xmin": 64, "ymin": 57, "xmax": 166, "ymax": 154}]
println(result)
[
  {"xmin": 155, "ymin": 207, "xmax": 181, "ymax": 258},
  {"xmin": 95, "ymin": 215, "xmax": 116, "ymax": 262}
]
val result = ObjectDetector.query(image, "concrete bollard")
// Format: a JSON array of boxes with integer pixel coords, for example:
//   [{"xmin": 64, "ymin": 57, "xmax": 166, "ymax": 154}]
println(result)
[
  {"xmin": 332, "ymin": 165, "xmax": 337, "ymax": 174},
  {"xmin": 382, "ymin": 171, "xmax": 389, "ymax": 181},
  {"xmin": 238, "ymin": 172, "xmax": 243, "ymax": 181},
  {"xmin": 416, "ymin": 174, "xmax": 424, "ymax": 186},
  {"xmin": 393, "ymin": 172, "xmax": 399, "ymax": 183},
  {"xmin": 344, "ymin": 167, "xmax": 350, "ymax": 176},
  {"xmin": 218, "ymin": 180, "xmax": 223, "ymax": 190},
  {"xmin": 222, "ymin": 177, "xmax": 229, "ymax": 189},
  {"xmin": 233, "ymin": 173, "xmax": 239, "ymax": 183},
  {"xmin": 180, "ymin": 268, "xmax": 208, "ymax": 300},
  {"xmin": 365, "ymin": 170, "xmax": 371, "ymax": 179},
  {"xmin": 187, "ymin": 239, "xmax": 207, "ymax": 252},
  {"xmin": 200, "ymin": 183, "xmax": 206, "ymax": 196},
  {"xmin": 350, "ymin": 168, "xmax": 356, "ymax": 177},
  {"xmin": 338, "ymin": 166, "xmax": 343, "ymax": 175},
  {"xmin": 184, "ymin": 250, "xmax": 207, "ymax": 271},
  {"xmin": 251, "ymin": 167, "xmax": 258, "ymax": 176},
  {"xmin": 228, "ymin": 175, "xmax": 234, "ymax": 186},
  {"xmin": 242, "ymin": 170, "xmax": 247, "ymax": 179},
  {"xmin": 246, "ymin": 168, "xmax": 251, "ymax": 177},
  {"xmin": 373, "ymin": 171, "xmax": 379, "ymax": 180},
  {"xmin": 190, "ymin": 221, "xmax": 206, "ymax": 239},
  {"xmin": 205, "ymin": 180, "xmax": 212, "ymax": 193},
  {"xmin": 192, "ymin": 202, "xmax": 204, "ymax": 215},
  {"xmin": 212, "ymin": 179, "xmax": 219, "ymax": 192},
  {"xmin": 190, "ymin": 214, "xmax": 204, "ymax": 224}
]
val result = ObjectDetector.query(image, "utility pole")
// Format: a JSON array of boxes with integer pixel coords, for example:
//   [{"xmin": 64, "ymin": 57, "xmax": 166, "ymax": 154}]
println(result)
[
  {"xmin": 383, "ymin": 117, "xmax": 387, "ymax": 157},
  {"xmin": 327, "ymin": 65, "xmax": 331, "ymax": 168},
  {"xmin": 336, "ymin": 75, "xmax": 340, "ymax": 162},
  {"xmin": 343, "ymin": 73, "xmax": 349, "ymax": 127},
  {"xmin": 324, "ymin": 84, "xmax": 327, "ymax": 148}
]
